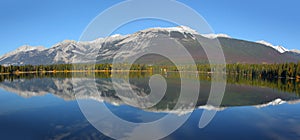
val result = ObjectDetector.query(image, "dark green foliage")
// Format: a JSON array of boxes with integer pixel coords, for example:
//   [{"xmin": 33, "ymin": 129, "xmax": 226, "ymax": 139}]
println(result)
[
  {"xmin": 224, "ymin": 62, "xmax": 300, "ymax": 79},
  {"xmin": 1, "ymin": 62, "xmax": 300, "ymax": 79}
]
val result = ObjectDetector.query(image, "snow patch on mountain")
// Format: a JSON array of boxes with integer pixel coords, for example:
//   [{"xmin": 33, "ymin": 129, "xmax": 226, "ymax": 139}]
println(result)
[
  {"xmin": 110, "ymin": 34, "xmax": 122, "ymax": 38},
  {"xmin": 290, "ymin": 49, "xmax": 300, "ymax": 54},
  {"xmin": 201, "ymin": 33, "xmax": 231, "ymax": 39},
  {"xmin": 16, "ymin": 45, "xmax": 45, "ymax": 52},
  {"xmin": 256, "ymin": 40, "xmax": 289, "ymax": 53},
  {"xmin": 140, "ymin": 26, "xmax": 199, "ymax": 35}
]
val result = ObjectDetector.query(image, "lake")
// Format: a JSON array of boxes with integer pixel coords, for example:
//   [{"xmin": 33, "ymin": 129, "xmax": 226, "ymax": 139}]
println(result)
[{"xmin": 0, "ymin": 72, "xmax": 299, "ymax": 140}]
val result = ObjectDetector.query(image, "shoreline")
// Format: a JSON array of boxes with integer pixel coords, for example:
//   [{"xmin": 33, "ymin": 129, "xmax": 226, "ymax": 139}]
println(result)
[
  {"xmin": 0, "ymin": 70, "xmax": 298, "ymax": 80},
  {"xmin": 0, "ymin": 70, "xmax": 153, "ymax": 75}
]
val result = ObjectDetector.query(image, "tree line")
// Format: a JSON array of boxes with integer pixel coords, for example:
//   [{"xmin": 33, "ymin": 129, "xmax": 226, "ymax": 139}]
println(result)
[
  {"xmin": 225, "ymin": 62, "xmax": 300, "ymax": 79},
  {"xmin": 0, "ymin": 62, "xmax": 300, "ymax": 79}
]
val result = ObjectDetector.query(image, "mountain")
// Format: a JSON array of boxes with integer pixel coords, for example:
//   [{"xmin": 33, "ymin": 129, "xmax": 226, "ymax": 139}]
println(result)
[
  {"xmin": 0, "ymin": 45, "xmax": 46, "ymax": 65},
  {"xmin": 0, "ymin": 26, "xmax": 299, "ymax": 65}
]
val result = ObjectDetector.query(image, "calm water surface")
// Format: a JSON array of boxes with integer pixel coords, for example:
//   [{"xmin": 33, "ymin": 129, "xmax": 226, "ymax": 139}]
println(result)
[{"xmin": 0, "ymin": 73, "xmax": 299, "ymax": 140}]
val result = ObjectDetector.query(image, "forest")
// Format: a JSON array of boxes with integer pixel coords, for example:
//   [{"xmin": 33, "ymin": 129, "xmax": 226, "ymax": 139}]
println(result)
[{"xmin": 0, "ymin": 62, "xmax": 300, "ymax": 79}]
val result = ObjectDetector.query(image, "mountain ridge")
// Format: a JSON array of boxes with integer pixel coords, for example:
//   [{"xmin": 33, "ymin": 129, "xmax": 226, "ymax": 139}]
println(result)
[{"xmin": 0, "ymin": 26, "xmax": 299, "ymax": 66}]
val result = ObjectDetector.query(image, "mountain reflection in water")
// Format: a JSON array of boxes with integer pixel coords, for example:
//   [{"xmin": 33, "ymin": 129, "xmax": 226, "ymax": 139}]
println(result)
[
  {"xmin": 0, "ymin": 72, "xmax": 299, "ymax": 113},
  {"xmin": 0, "ymin": 72, "xmax": 300, "ymax": 140}
]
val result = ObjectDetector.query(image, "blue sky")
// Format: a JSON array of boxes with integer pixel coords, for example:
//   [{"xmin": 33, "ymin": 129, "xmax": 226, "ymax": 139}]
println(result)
[{"xmin": 0, "ymin": 0, "xmax": 299, "ymax": 55}]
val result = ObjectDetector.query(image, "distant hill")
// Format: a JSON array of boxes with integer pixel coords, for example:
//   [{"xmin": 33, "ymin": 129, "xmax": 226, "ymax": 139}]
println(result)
[{"xmin": 0, "ymin": 26, "xmax": 299, "ymax": 66}]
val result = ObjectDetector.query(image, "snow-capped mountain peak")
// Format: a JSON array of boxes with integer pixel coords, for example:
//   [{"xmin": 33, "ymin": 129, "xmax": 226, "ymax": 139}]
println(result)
[
  {"xmin": 140, "ymin": 26, "xmax": 199, "ymax": 35},
  {"xmin": 201, "ymin": 33, "xmax": 231, "ymax": 39},
  {"xmin": 110, "ymin": 34, "xmax": 122, "ymax": 38},
  {"xmin": 16, "ymin": 45, "xmax": 45, "ymax": 52},
  {"xmin": 0, "ymin": 45, "xmax": 46, "ymax": 62},
  {"xmin": 256, "ymin": 40, "xmax": 289, "ymax": 53},
  {"xmin": 0, "ymin": 26, "xmax": 299, "ymax": 66},
  {"xmin": 290, "ymin": 49, "xmax": 300, "ymax": 54}
]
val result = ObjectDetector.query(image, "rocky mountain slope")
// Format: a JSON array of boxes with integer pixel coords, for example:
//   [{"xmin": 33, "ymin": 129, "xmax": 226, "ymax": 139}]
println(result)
[{"xmin": 0, "ymin": 26, "xmax": 299, "ymax": 65}]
